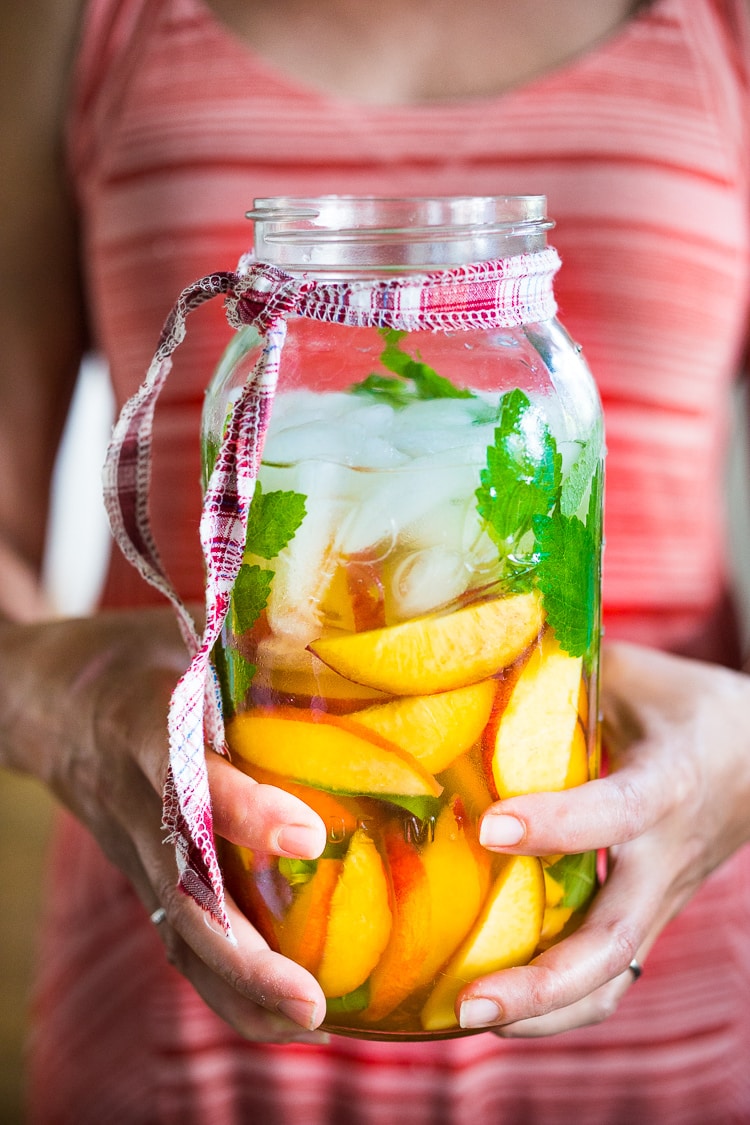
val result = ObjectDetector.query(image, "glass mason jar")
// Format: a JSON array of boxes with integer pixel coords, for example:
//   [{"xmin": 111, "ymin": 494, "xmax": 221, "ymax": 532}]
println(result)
[{"xmin": 202, "ymin": 196, "xmax": 604, "ymax": 1041}]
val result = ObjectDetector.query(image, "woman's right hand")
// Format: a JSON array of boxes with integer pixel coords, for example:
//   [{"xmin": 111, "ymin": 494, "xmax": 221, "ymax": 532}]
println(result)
[{"xmin": 0, "ymin": 607, "xmax": 331, "ymax": 1043}]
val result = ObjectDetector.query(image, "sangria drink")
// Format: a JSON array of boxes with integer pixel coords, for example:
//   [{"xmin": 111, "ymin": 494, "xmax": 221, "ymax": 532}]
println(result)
[{"xmin": 207, "ymin": 323, "xmax": 603, "ymax": 1040}]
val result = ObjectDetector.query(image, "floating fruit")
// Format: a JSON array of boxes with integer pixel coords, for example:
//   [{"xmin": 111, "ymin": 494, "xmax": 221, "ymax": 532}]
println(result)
[
  {"xmin": 420, "ymin": 854, "xmax": 545, "ymax": 1031},
  {"xmin": 309, "ymin": 592, "xmax": 544, "ymax": 695},
  {"xmin": 410, "ymin": 799, "xmax": 491, "ymax": 993},
  {"xmin": 253, "ymin": 636, "xmax": 389, "ymax": 707},
  {"xmin": 437, "ymin": 745, "xmax": 494, "ymax": 820},
  {"xmin": 227, "ymin": 707, "xmax": 442, "ymax": 799},
  {"xmin": 277, "ymin": 858, "xmax": 343, "ymax": 972},
  {"xmin": 317, "ymin": 828, "xmax": 392, "ymax": 997},
  {"xmin": 485, "ymin": 631, "xmax": 586, "ymax": 798},
  {"xmin": 348, "ymin": 679, "xmax": 496, "ymax": 773},
  {"xmin": 363, "ymin": 826, "xmax": 433, "ymax": 1023}
]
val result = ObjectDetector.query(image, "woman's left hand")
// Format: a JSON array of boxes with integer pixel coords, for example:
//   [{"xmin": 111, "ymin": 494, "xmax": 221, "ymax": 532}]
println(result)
[{"xmin": 460, "ymin": 640, "xmax": 750, "ymax": 1036}]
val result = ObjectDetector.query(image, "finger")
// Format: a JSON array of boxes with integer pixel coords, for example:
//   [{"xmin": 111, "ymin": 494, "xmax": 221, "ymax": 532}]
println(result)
[
  {"xmin": 455, "ymin": 839, "xmax": 666, "ymax": 1033},
  {"xmin": 151, "ymin": 889, "xmax": 330, "ymax": 1041},
  {"xmin": 477, "ymin": 766, "xmax": 661, "ymax": 856},
  {"xmin": 492, "ymin": 960, "xmax": 642, "ymax": 1038},
  {"xmin": 122, "ymin": 778, "xmax": 329, "ymax": 1034},
  {"xmin": 207, "ymin": 752, "xmax": 326, "ymax": 858}
]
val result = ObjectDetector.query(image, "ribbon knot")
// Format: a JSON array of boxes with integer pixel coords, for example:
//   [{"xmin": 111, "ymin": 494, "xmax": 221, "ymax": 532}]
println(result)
[{"xmin": 227, "ymin": 262, "xmax": 301, "ymax": 333}]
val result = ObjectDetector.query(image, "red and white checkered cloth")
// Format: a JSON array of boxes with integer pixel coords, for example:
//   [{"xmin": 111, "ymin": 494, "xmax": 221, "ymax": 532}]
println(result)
[{"xmin": 102, "ymin": 248, "xmax": 561, "ymax": 936}]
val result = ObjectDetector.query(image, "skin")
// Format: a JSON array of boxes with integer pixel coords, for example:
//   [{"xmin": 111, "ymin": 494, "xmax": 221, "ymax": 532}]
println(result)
[{"xmin": 1, "ymin": 0, "xmax": 750, "ymax": 1043}]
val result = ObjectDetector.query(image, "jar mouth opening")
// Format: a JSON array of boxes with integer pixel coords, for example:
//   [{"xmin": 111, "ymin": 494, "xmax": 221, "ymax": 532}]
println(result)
[{"xmin": 246, "ymin": 195, "xmax": 553, "ymax": 273}]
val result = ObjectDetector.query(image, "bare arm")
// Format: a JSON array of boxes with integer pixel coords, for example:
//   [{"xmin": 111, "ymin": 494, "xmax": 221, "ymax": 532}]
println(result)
[{"xmin": 0, "ymin": 0, "xmax": 90, "ymax": 619}]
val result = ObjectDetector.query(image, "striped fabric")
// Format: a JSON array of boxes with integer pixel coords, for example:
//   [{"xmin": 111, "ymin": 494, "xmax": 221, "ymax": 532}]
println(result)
[{"xmin": 28, "ymin": 0, "xmax": 750, "ymax": 1120}]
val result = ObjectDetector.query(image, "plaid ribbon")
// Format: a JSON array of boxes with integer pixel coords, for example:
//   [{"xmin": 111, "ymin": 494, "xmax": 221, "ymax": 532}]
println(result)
[{"xmin": 102, "ymin": 247, "xmax": 561, "ymax": 936}]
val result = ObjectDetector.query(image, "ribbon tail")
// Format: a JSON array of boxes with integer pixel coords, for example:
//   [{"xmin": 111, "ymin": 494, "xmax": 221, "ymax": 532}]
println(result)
[
  {"xmin": 102, "ymin": 271, "xmax": 241, "ymax": 655},
  {"xmin": 164, "ymin": 320, "xmax": 286, "ymax": 936}
]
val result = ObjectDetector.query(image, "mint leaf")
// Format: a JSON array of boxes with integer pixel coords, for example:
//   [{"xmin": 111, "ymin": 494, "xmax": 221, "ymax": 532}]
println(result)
[
  {"xmin": 278, "ymin": 857, "xmax": 318, "ymax": 886},
  {"xmin": 560, "ymin": 416, "xmax": 604, "ymax": 517},
  {"xmin": 349, "ymin": 328, "xmax": 474, "ymax": 406},
  {"xmin": 476, "ymin": 389, "xmax": 561, "ymax": 548},
  {"xmin": 245, "ymin": 483, "xmax": 307, "ymax": 561},
  {"xmin": 225, "ymin": 647, "xmax": 256, "ymax": 709},
  {"xmin": 380, "ymin": 329, "xmax": 474, "ymax": 401},
  {"xmin": 534, "ymin": 510, "xmax": 595, "ymax": 658},
  {"xmin": 545, "ymin": 851, "xmax": 597, "ymax": 910},
  {"xmin": 232, "ymin": 564, "xmax": 273, "ymax": 634},
  {"xmin": 219, "ymin": 485, "xmax": 307, "ymax": 714},
  {"xmin": 349, "ymin": 372, "xmax": 415, "ymax": 407},
  {"xmin": 326, "ymin": 982, "xmax": 370, "ymax": 1015},
  {"xmin": 212, "ymin": 642, "xmax": 256, "ymax": 717}
]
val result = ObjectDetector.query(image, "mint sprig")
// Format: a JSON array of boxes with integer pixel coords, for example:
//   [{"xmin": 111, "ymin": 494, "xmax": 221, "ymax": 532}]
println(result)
[
  {"xmin": 533, "ymin": 510, "xmax": 596, "ymax": 658},
  {"xmin": 474, "ymin": 388, "xmax": 603, "ymax": 660},
  {"xmin": 545, "ymin": 850, "xmax": 597, "ymax": 910},
  {"xmin": 350, "ymin": 328, "xmax": 475, "ymax": 406},
  {"xmin": 475, "ymin": 388, "xmax": 561, "ymax": 550},
  {"xmin": 216, "ymin": 482, "xmax": 307, "ymax": 715},
  {"xmin": 244, "ymin": 484, "xmax": 307, "ymax": 561}
]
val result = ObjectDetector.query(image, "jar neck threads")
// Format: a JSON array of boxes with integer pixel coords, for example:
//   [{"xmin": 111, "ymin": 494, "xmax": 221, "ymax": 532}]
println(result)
[{"xmin": 246, "ymin": 195, "xmax": 553, "ymax": 275}]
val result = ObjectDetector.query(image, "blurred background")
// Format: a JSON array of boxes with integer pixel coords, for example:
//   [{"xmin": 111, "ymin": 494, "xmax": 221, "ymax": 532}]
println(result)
[
  {"xmin": 0, "ymin": 357, "xmax": 113, "ymax": 1124},
  {"xmin": 1, "ymin": 361, "xmax": 748, "ymax": 1122}
]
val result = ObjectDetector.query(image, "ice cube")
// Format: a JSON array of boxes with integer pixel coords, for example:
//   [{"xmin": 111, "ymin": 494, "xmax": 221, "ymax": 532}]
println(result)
[{"xmin": 388, "ymin": 547, "xmax": 469, "ymax": 620}]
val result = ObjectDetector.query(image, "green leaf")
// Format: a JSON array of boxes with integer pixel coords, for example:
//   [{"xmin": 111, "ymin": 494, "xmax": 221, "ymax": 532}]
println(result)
[
  {"xmin": 225, "ymin": 646, "xmax": 256, "ymax": 710},
  {"xmin": 232, "ymin": 564, "xmax": 274, "ymax": 634},
  {"xmin": 475, "ymin": 389, "xmax": 561, "ymax": 549},
  {"xmin": 380, "ymin": 329, "xmax": 474, "ymax": 401},
  {"xmin": 278, "ymin": 857, "xmax": 318, "ymax": 886},
  {"xmin": 545, "ymin": 851, "xmax": 597, "ymax": 910},
  {"xmin": 348, "ymin": 328, "xmax": 474, "ymax": 406},
  {"xmin": 349, "ymin": 372, "xmax": 416, "ymax": 408},
  {"xmin": 245, "ymin": 483, "xmax": 307, "ymax": 561},
  {"xmin": 560, "ymin": 416, "xmax": 604, "ymax": 518},
  {"xmin": 326, "ymin": 982, "xmax": 370, "ymax": 1015},
  {"xmin": 534, "ymin": 510, "xmax": 596, "ymax": 658}
]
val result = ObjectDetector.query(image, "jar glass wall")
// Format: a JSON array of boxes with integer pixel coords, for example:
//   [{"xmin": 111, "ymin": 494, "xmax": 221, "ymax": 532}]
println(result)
[{"xmin": 202, "ymin": 196, "xmax": 604, "ymax": 1040}]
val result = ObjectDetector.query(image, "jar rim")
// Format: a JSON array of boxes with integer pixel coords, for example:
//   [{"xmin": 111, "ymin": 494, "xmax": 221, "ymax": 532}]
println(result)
[{"xmin": 246, "ymin": 195, "xmax": 553, "ymax": 273}]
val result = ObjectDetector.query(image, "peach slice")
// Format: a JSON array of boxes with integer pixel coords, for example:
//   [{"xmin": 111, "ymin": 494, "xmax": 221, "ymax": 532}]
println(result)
[
  {"xmin": 219, "ymin": 843, "xmax": 289, "ymax": 951},
  {"xmin": 420, "ymin": 854, "xmax": 545, "ymax": 1031},
  {"xmin": 309, "ymin": 592, "xmax": 544, "ymax": 696},
  {"xmin": 320, "ymin": 554, "xmax": 387, "ymax": 635},
  {"xmin": 438, "ymin": 744, "xmax": 494, "ymax": 820},
  {"xmin": 410, "ymin": 799, "xmax": 492, "ymax": 994},
  {"xmin": 253, "ymin": 636, "xmax": 389, "ymax": 707},
  {"xmin": 538, "ymin": 905, "xmax": 575, "ymax": 951},
  {"xmin": 363, "ymin": 826, "xmax": 433, "ymax": 1023},
  {"xmin": 317, "ymin": 828, "xmax": 393, "ymax": 997},
  {"xmin": 277, "ymin": 858, "xmax": 343, "ymax": 973},
  {"xmin": 226, "ymin": 707, "xmax": 442, "ymax": 799},
  {"xmin": 348, "ymin": 680, "xmax": 496, "ymax": 774},
  {"xmin": 485, "ymin": 631, "xmax": 585, "ymax": 798}
]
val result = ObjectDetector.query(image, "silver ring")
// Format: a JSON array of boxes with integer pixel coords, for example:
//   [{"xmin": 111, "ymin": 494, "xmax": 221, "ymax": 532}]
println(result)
[
  {"xmin": 150, "ymin": 907, "xmax": 167, "ymax": 926},
  {"xmin": 628, "ymin": 959, "xmax": 643, "ymax": 981}
]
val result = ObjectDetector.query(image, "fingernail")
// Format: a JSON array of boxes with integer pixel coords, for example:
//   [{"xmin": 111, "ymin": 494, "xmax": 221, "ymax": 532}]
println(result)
[
  {"xmin": 276, "ymin": 823, "xmax": 325, "ymax": 857},
  {"xmin": 277, "ymin": 998, "xmax": 322, "ymax": 1030},
  {"xmin": 479, "ymin": 814, "xmax": 525, "ymax": 848},
  {"xmin": 459, "ymin": 998, "xmax": 503, "ymax": 1029}
]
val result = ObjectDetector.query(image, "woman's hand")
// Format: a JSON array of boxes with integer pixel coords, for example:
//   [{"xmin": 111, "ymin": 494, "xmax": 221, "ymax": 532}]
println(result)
[
  {"xmin": 460, "ymin": 640, "xmax": 750, "ymax": 1036},
  {"xmin": 0, "ymin": 608, "xmax": 330, "ymax": 1043}
]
